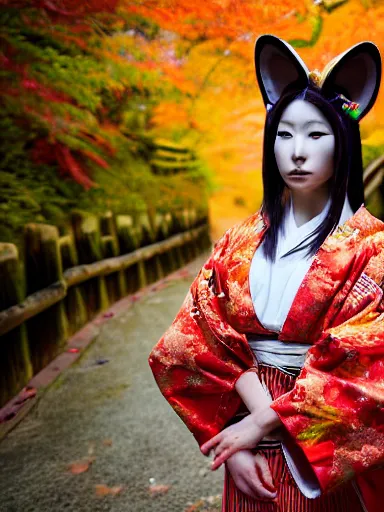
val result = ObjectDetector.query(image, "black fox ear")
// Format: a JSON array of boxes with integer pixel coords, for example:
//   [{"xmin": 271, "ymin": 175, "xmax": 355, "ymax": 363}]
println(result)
[
  {"xmin": 320, "ymin": 42, "xmax": 381, "ymax": 121},
  {"xmin": 255, "ymin": 34, "xmax": 309, "ymax": 110}
]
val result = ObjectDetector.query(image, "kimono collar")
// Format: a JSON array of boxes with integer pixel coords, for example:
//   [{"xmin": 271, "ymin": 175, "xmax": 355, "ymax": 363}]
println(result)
[{"xmin": 277, "ymin": 195, "xmax": 354, "ymax": 259}]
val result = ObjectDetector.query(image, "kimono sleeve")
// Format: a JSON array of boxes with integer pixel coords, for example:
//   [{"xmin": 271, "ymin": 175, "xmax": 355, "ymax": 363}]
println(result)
[
  {"xmin": 272, "ymin": 306, "xmax": 384, "ymax": 493},
  {"xmin": 148, "ymin": 230, "xmax": 254, "ymax": 447}
]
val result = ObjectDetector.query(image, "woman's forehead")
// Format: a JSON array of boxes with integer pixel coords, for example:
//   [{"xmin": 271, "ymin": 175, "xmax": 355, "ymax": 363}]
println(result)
[{"xmin": 279, "ymin": 99, "xmax": 331, "ymax": 127}]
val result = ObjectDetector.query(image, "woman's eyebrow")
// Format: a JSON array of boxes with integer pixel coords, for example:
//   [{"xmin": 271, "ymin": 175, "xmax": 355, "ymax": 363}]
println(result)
[{"xmin": 279, "ymin": 119, "xmax": 330, "ymax": 129}]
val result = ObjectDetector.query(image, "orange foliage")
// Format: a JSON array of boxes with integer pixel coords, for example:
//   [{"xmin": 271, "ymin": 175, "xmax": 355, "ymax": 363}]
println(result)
[
  {"xmin": 150, "ymin": 102, "xmax": 195, "ymax": 129},
  {"xmin": 3, "ymin": 0, "xmax": 384, "ymax": 233},
  {"xmin": 125, "ymin": 0, "xmax": 384, "ymax": 236},
  {"xmin": 121, "ymin": 0, "xmax": 308, "ymax": 40}
]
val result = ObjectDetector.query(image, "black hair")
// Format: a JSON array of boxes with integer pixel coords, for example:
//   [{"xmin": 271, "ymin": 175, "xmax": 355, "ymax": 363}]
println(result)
[{"xmin": 261, "ymin": 82, "xmax": 364, "ymax": 261}]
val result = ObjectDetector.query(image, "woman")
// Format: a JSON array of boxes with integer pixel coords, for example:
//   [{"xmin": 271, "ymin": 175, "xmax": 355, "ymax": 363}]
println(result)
[{"xmin": 149, "ymin": 35, "xmax": 384, "ymax": 511}]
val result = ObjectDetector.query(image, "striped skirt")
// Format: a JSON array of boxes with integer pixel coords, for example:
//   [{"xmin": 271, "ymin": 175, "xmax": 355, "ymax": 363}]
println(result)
[{"xmin": 221, "ymin": 365, "xmax": 364, "ymax": 512}]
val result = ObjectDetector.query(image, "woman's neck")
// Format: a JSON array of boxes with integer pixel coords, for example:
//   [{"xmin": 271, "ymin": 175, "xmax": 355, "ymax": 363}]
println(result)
[{"xmin": 290, "ymin": 187, "xmax": 330, "ymax": 227}]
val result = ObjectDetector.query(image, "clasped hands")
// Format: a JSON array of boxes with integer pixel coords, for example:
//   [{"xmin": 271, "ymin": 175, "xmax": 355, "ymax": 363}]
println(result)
[{"xmin": 200, "ymin": 406, "xmax": 281, "ymax": 500}]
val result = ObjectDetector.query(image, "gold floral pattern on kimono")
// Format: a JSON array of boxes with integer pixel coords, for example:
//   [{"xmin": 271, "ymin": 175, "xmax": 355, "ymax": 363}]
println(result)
[{"xmin": 149, "ymin": 206, "xmax": 384, "ymax": 499}]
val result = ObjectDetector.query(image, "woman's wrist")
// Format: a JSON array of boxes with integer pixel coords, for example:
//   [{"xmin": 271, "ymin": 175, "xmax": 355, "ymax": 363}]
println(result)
[
  {"xmin": 234, "ymin": 369, "xmax": 270, "ymax": 413},
  {"xmin": 250, "ymin": 406, "xmax": 282, "ymax": 436}
]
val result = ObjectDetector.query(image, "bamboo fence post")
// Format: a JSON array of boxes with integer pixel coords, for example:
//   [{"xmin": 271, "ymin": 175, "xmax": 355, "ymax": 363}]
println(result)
[
  {"xmin": 187, "ymin": 208, "xmax": 199, "ymax": 259},
  {"xmin": 100, "ymin": 211, "xmax": 126, "ymax": 302},
  {"xmin": 197, "ymin": 208, "xmax": 212, "ymax": 251},
  {"xmin": 71, "ymin": 211, "xmax": 109, "ymax": 318},
  {"xmin": 137, "ymin": 211, "xmax": 161, "ymax": 284},
  {"xmin": 180, "ymin": 208, "xmax": 193, "ymax": 262},
  {"xmin": 170, "ymin": 210, "xmax": 185, "ymax": 267},
  {"xmin": 24, "ymin": 224, "xmax": 69, "ymax": 372},
  {"xmin": 0, "ymin": 244, "xmax": 33, "ymax": 407},
  {"xmin": 116, "ymin": 215, "xmax": 143, "ymax": 293},
  {"xmin": 155, "ymin": 212, "xmax": 174, "ymax": 275},
  {"xmin": 194, "ymin": 208, "xmax": 204, "ymax": 252},
  {"xmin": 59, "ymin": 234, "xmax": 87, "ymax": 335},
  {"xmin": 163, "ymin": 212, "xmax": 178, "ymax": 272}
]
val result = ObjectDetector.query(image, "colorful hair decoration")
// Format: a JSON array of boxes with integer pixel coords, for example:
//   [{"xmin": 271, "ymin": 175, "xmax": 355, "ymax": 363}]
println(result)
[
  {"xmin": 337, "ymin": 93, "xmax": 361, "ymax": 120},
  {"xmin": 328, "ymin": 93, "xmax": 361, "ymax": 120}
]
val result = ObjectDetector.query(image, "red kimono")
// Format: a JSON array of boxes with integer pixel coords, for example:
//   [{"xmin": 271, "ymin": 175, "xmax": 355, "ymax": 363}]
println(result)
[{"xmin": 149, "ymin": 206, "xmax": 384, "ymax": 511}]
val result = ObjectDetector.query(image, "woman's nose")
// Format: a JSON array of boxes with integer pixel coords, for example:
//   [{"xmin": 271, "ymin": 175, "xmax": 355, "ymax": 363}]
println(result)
[{"xmin": 292, "ymin": 136, "xmax": 306, "ymax": 165}]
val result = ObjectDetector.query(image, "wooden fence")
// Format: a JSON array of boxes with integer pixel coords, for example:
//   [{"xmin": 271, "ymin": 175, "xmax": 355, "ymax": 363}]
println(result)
[
  {"xmin": 364, "ymin": 154, "xmax": 384, "ymax": 199},
  {"xmin": 0, "ymin": 208, "xmax": 211, "ymax": 408}
]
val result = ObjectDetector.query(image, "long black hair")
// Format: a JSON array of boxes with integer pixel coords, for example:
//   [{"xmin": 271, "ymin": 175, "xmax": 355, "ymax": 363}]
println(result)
[{"xmin": 261, "ymin": 82, "xmax": 364, "ymax": 261}]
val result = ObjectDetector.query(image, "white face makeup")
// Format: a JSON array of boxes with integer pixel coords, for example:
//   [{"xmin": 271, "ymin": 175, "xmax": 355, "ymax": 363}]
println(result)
[{"xmin": 274, "ymin": 99, "xmax": 335, "ymax": 195}]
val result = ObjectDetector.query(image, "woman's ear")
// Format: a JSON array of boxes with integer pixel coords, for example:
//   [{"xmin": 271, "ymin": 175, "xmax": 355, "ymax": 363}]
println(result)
[
  {"xmin": 255, "ymin": 34, "xmax": 309, "ymax": 109},
  {"xmin": 320, "ymin": 42, "xmax": 381, "ymax": 121}
]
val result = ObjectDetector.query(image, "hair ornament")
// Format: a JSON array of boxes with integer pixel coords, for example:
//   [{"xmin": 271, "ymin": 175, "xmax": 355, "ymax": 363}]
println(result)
[
  {"xmin": 338, "ymin": 94, "xmax": 361, "ymax": 120},
  {"xmin": 308, "ymin": 69, "xmax": 322, "ymax": 87}
]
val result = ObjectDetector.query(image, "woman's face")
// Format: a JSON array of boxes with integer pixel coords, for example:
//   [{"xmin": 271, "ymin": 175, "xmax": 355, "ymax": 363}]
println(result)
[{"xmin": 274, "ymin": 99, "xmax": 335, "ymax": 194}]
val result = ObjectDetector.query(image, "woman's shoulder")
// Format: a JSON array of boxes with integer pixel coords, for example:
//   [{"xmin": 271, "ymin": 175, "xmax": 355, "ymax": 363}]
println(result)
[
  {"xmin": 325, "ymin": 206, "xmax": 384, "ymax": 258},
  {"xmin": 345, "ymin": 206, "xmax": 384, "ymax": 283},
  {"xmin": 347, "ymin": 205, "xmax": 384, "ymax": 238},
  {"xmin": 214, "ymin": 210, "xmax": 265, "ymax": 246},
  {"xmin": 209, "ymin": 210, "xmax": 266, "ymax": 263}
]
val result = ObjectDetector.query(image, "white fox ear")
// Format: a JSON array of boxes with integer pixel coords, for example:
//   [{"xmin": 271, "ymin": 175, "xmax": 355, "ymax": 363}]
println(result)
[
  {"xmin": 320, "ymin": 42, "xmax": 381, "ymax": 121},
  {"xmin": 255, "ymin": 34, "xmax": 309, "ymax": 109}
]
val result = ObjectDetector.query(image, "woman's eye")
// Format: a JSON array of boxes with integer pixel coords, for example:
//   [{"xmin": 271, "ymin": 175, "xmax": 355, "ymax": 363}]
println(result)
[
  {"xmin": 277, "ymin": 131, "xmax": 292, "ymax": 139},
  {"xmin": 309, "ymin": 131, "xmax": 327, "ymax": 139}
]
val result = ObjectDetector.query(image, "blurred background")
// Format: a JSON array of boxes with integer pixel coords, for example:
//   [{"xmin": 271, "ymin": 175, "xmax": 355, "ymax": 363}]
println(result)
[
  {"xmin": 1, "ymin": 3, "xmax": 384, "ymax": 510},
  {"xmin": 2, "ymin": 0, "xmax": 384, "ymax": 246}
]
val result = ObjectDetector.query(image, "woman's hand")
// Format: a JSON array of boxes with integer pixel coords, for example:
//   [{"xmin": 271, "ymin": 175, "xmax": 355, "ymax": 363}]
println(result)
[
  {"xmin": 201, "ymin": 413, "xmax": 265, "ymax": 470},
  {"xmin": 226, "ymin": 450, "xmax": 277, "ymax": 500},
  {"xmin": 200, "ymin": 408, "xmax": 282, "ymax": 470}
]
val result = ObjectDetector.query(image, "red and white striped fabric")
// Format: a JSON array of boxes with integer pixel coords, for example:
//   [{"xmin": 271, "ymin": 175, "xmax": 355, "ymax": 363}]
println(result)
[{"xmin": 221, "ymin": 365, "xmax": 364, "ymax": 512}]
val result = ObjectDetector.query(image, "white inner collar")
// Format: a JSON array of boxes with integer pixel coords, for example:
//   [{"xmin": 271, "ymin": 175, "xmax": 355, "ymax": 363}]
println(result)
[{"xmin": 276, "ymin": 195, "xmax": 353, "ymax": 259}]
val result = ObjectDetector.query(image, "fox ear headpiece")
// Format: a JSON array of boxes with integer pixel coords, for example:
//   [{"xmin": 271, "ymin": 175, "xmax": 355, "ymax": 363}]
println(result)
[{"xmin": 255, "ymin": 34, "xmax": 381, "ymax": 121}]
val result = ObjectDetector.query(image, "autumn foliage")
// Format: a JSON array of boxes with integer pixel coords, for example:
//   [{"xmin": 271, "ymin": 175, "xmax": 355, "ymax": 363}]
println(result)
[{"xmin": 1, "ymin": 0, "xmax": 384, "ymax": 241}]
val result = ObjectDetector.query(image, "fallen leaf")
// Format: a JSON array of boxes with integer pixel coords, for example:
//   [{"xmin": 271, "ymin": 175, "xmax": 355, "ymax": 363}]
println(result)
[
  {"xmin": 16, "ymin": 387, "xmax": 37, "ymax": 404},
  {"xmin": 95, "ymin": 484, "xmax": 124, "ymax": 497},
  {"xmin": 102, "ymin": 439, "xmax": 113, "ymax": 446},
  {"xmin": 184, "ymin": 495, "xmax": 221, "ymax": 512},
  {"xmin": 0, "ymin": 387, "xmax": 37, "ymax": 423},
  {"xmin": 149, "ymin": 484, "xmax": 171, "ymax": 496},
  {"xmin": 68, "ymin": 461, "xmax": 90, "ymax": 474},
  {"xmin": 184, "ymin": 500, "xmax": 204, "ymax": 512},
  {"xmin": 68, "ymin": 457, "xmax": 95, "ymax": 475}
]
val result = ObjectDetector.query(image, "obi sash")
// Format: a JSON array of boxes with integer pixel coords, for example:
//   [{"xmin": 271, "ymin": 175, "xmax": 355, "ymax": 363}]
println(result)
[{"xmin": 246, "ymin": 336, "xmax": 310, "ymax": 376}]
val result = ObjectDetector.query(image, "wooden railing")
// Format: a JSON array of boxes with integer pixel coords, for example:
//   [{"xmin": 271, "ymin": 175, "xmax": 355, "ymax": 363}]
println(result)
[
  {"xmin": 364, "ymin": 154, "xmax": 384, "ymax": 199},
  {"xmin": 0, "ymin": 209, "xmax": 211, "ymax": 408},
  {"xmin": 364, "ymin": 155, "xmax": 384, "ymax": 219}
]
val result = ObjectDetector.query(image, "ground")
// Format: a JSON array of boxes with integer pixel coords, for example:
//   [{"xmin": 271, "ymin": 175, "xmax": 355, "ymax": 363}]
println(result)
[{"xmin": 0, "ymin": 255, "xmax": 224, "ymax": 512}]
